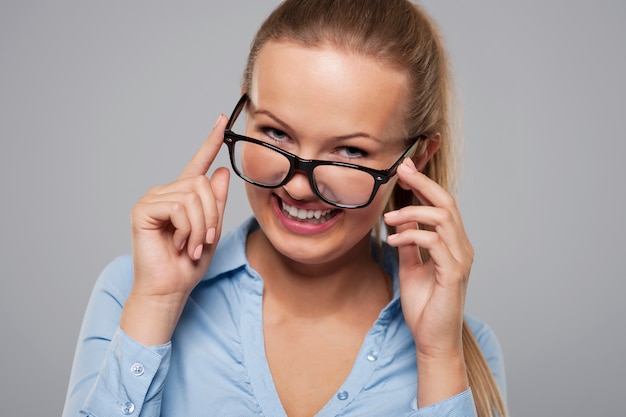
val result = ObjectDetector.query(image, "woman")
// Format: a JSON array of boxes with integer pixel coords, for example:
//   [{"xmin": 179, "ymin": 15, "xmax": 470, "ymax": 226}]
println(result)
[{"xmin": 63, "ymin": 1, "xmax": 507, "ymax": 416}]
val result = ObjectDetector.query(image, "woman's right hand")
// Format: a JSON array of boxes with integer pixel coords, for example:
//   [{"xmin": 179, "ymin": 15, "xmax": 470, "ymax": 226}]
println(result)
[{"xmin": 120, "ymin": 115, "xmax": 230, "ymax": 346}]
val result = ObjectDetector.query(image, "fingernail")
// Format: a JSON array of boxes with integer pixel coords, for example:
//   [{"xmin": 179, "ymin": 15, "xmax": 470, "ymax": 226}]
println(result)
[
  {"xmin": 387, "ymin": 233, "xmax": 399, "ymax": 242},
  {"xmin": 384, "ymin": 210, "xmax": 399, "ymax": 218},
  {"xmin": 400, "ymin": 158, "xmax": 417, "ymax": 173},
  {"xmin": 178, "ymin": 238, "xmax": 187, "ymax": 251},
  {"xmin": 213, "ymin": 114, "xmax": 223, "ymax": 129},
  {"xmin": 193, "ymin": 244, "xmax": 204, "ymax": 260},
  {"xmin": 205, "ymin": 227, "xmax": 216, "ymax": 244}
]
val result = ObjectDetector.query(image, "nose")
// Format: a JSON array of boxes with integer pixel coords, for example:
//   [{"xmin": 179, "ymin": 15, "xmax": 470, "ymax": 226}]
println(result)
[{"xmin": 282, "ymin": 170, "xmax": 318, "ymax": 202}]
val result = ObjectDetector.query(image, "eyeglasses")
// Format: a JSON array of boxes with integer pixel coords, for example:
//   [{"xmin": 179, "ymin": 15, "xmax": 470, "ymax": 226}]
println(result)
[{"xmin": 223, "ymin": 94, "xmax": 425, "ymax": 209}]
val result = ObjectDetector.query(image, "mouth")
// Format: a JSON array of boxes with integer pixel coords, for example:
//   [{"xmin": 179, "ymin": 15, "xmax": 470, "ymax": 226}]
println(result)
[{"xmin": 280, "ymin": 199, "xmax": 339, "ymax": 224}]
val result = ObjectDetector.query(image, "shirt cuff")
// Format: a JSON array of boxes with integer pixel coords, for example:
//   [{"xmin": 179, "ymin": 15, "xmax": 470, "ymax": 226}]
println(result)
[
  {"xmin": 407, "ymin": 389, "xmax": 477, "ymax": 417},
  {"xmin": 81, "ymin": 328, "xmax": 171, "ymax": 417}
]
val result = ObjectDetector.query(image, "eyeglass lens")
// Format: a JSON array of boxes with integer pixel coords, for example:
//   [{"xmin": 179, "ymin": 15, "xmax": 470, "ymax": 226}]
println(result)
[{"xmin": 231, "ymin": 140, "xmax": 377, "ymax": 207}]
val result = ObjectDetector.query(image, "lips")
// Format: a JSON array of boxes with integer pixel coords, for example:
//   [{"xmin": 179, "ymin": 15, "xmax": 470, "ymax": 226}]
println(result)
[{"xmin": 280, "ymin": 200, "xmax": 338, "ymax": 223}]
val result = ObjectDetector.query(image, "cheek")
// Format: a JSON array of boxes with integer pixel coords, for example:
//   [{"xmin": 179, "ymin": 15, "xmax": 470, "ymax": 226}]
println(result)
[
  {"xmin": 244, "ymin": 182, "xmax": 270, "ymax": 211},
  {"xmin": 349, "ymin": 181, "xmax": 397, "ymax": 225}
]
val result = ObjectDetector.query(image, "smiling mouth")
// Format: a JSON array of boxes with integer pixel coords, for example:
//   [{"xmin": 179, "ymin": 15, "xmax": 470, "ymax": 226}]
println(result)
[{"xmin": 280, "ymin": 200, "xmax": 339, "ymax": 223}]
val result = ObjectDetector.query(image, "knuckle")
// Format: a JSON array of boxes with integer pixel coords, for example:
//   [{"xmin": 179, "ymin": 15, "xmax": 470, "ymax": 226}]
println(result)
[
  {"xmin": 205, "ymin": 211, "xmax": 219, "ymax": 227},
  {"xmin": 424, "ymin": 231, "xmax": 441, "ymax": 246},
  {"xmin": 129, "ymin": 205, "xmax": 143, "ymax": 229},
  {"xmin": 170, "ymin": 201, "xmax": 186, "ymax": 216},
  {"xmin": 438, "ymin": 209, "xmax": 453, "ymax": 225},
  {"xmin": 182, "ymin": 190, "xmax": 201, "ymax": 207},
  {"xmin": 467, "ymin": 243, "xmax": 475, "ymax": 261},
  {"xmin": 439, "ymin": 193, "xmax": 456, "ymax": 209},
  {"xmin": 130, "ymin": 202, "xmax": 149, "ymax": 221},
  {"xmin": 190, "ymin": 174, "xmax": 211, "ymax": 189},
  {"xmin": 130, "ymin": 203, "xmax": 142, "ymax": 217}
]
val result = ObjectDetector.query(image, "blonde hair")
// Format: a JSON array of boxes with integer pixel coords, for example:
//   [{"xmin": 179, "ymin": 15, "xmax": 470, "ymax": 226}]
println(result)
[{"xmin": 243, "ymin": 1, "xmax": 507, "ymax": 416}]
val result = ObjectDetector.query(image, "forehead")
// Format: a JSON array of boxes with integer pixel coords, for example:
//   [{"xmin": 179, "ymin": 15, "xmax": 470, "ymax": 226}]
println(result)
[{"xmin": 249, "ymin": 41, "xmax": 409, "ymax": 139}]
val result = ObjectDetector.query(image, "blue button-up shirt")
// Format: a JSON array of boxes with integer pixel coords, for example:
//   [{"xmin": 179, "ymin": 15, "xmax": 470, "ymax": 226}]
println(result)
[{"xmin": 63, "ymin": 218, "xmax": 506, "ymax": 416}]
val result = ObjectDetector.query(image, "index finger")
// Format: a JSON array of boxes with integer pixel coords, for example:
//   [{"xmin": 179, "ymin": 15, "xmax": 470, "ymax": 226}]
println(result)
[
  {"xmin": 178, "ymin": 114, "xmax": 227, "ymax": 180},
  {"xmin": 396, "ymin": 158, "xmax": 463, "ymax": 224}
]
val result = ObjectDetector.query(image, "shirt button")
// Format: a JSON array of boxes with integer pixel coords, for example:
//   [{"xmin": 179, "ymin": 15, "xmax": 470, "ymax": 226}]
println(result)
[
  {"xmin": 130, "ymin": 363, "xmax": 145, "ymax": 376},
  {"xmin": 121, "ymin": 401, "xmax": 135, "ymax": 415},
  {"xmin": 366, "ymin": 350, "xmax": 379, "ymax": 362},
  {"xmin": 337, "ymin": 391, "xmax": 349, "ymax": 401}
]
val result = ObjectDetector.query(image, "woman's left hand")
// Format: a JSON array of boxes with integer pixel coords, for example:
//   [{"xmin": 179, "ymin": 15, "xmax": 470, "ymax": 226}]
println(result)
[
  {"xmin": 384, "ymin": 157, "xmax": 473, "ymax": 406},
  {"xmin": 383, "ymin": 157, "xmax": 473, "ymax": 361}
]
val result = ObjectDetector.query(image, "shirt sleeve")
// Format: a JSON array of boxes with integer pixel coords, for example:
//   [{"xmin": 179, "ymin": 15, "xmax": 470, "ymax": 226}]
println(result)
[
  {"xmin": 62, "ymin": 255, "xmax": 172, "ymax": 417},
  {"xmin": 406, "ymin": 389, "xmax": 477, "ymax": 417}
]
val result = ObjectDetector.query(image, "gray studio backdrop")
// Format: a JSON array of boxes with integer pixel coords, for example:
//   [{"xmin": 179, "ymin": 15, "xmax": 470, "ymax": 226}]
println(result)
[{"xmin": 1, "ymin": 1, "xmax": 624, "ymax": 416}]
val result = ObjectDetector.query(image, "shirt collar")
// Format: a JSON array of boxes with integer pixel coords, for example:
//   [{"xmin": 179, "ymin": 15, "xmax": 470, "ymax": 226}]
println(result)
[{"xmin": 201, "ymin": 217, "xmax": 259, "ymax": 282}]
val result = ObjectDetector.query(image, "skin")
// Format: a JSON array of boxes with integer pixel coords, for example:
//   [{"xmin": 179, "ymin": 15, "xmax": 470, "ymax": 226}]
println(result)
[
  {"xmin": 121, "ymin": 40, "xmax": 472, "ymax": 415},
  {"xmin": 245, "ymin": 42, "xmax": 411, "ymax": 415},
  {"xmin": 244, "ymin": 41, "xmax": 410, "ymax": 267}
]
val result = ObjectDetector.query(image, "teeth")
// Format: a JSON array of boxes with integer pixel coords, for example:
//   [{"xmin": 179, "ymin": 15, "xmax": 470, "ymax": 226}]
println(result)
[
  {"xmin": 297, "ymin": 208, "xmax": 308, "ymax": 219},
  {"xmin": 282, "ymin": 201, "xmax": 334, "ymax": 220}
]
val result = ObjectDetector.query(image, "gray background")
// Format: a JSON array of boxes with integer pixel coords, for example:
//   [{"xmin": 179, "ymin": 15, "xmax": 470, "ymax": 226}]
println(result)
[{"xmin": 1, "ymin": 1, "xmax": 624, "ymax": 416}]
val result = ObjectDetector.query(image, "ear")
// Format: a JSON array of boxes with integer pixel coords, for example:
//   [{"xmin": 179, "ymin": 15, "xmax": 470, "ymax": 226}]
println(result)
[{"xmin": 413, "ymin": 133, "xmax": 441, "ymax": 172}]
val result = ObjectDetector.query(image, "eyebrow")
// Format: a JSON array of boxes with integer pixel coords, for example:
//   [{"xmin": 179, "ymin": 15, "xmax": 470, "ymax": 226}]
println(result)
[{"xmin": 252, "ymin": 109, "xmax": 382, "ymax": 143}]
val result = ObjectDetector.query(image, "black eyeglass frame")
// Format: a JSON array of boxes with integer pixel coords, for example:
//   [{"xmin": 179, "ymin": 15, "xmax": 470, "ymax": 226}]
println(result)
[{"xmin": 223, "ymin": 94, "xmax": 425, "ymax": 209}]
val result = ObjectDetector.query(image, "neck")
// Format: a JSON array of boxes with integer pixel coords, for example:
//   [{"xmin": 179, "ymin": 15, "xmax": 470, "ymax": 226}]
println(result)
[{"xmin": 246, "ymin": 229, "xmax": 392, "ymax": 319}]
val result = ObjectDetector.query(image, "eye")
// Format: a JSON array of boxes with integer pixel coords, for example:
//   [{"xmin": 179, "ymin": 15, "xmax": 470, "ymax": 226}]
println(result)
[
  {"xmin": 337, "ymin": 146, "xmax": 368, "ymax": 159},
  {"xmin": 261, "ymin": 127, "xmax": 289, "ymax": 143}
]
